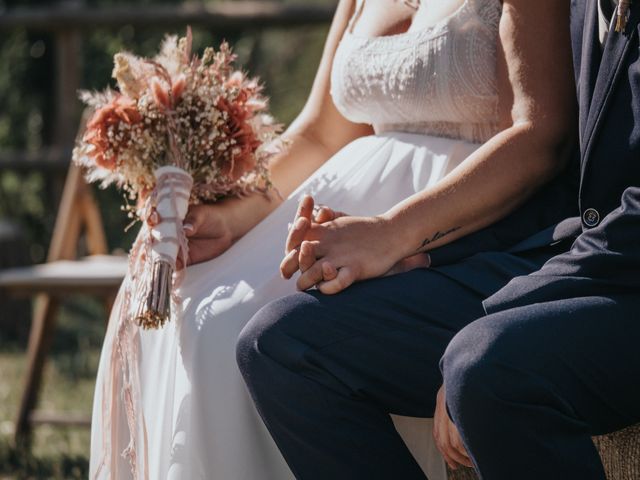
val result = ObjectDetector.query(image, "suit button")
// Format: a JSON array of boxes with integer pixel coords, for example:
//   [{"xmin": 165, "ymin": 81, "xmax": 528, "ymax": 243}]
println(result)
[{"xmin": 583, "ymin": 208, "xmax": 600, "ymax": 227}]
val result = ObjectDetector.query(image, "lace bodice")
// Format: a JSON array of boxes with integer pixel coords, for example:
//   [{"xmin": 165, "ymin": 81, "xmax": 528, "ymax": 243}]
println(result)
[{"xmin": 330, "ymin": 0, "xmax": 502, "ymax": 144}]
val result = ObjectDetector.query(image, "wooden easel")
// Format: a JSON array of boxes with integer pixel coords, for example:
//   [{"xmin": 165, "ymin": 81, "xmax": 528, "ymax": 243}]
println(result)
[{"xmin": 3, "ymin": 122, "xmax": 125, "ymax": 445}]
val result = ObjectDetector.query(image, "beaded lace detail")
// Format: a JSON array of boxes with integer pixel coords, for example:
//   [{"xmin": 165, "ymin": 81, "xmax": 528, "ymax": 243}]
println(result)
[{"xmin": 330, "ymin": 0, "xmax": 502, "ymax": 144}]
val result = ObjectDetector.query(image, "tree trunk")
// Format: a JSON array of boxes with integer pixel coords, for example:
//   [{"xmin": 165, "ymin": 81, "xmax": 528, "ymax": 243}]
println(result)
[{"xmin": 447, "ymin": 424, "xmax": 640, "ymax": 480}]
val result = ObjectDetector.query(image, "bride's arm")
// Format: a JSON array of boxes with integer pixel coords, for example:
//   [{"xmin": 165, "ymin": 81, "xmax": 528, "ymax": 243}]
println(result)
[
  {"xmin": 288, "ymin": 0, "xmax": 577, "ymax": 292},
  {"xmin": 387, "ymin": 0, "xmax": 577, "ymax": 257},
  {"xmin": 184, "ymin": 0, "xmax": 373, "ymax": 265}
]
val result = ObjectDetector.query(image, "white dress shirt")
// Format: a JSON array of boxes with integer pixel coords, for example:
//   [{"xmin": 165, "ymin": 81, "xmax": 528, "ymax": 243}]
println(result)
[{"xmin": 599, "ymin": 0, "xmax": 620, "ymax": 46}]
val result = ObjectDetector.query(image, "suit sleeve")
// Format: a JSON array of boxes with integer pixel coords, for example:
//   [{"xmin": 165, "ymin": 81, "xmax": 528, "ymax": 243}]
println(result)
[{"xmin": 484, "ymin": 186, "xmax": 640, "ymax": 314}]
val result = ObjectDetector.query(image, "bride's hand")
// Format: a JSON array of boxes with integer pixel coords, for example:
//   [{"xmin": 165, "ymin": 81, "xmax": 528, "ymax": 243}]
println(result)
[
  {"xmin": 177, "ymin": 188, "xmax": 284, "ymax": 267},
  {"xmin": 179, "ymin": 202, "xmax": 235, "ymax": 266}
]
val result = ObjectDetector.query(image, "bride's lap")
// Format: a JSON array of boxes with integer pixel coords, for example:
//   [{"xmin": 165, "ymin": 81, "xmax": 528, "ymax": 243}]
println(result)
[
  {"xmin": 167, "ymin": 279, "xmax": 256, "ymax": 385},
  {"xmin": 104, "ymin": 132, "xmax": 479, "ymax": 480},
  {"xmin": 170, "ymin": 132, "xmax": 477, "ymax": 379}
]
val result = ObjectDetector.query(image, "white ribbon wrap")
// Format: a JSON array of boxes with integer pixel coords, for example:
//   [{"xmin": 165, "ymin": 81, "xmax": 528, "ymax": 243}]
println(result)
[
  {"xmin": 135, "ymin": 166, "xmax": 193, "ymax": 329},
  {"xmin": 150, "ymin": 166, "xmax": 192, "ymax": 265}
]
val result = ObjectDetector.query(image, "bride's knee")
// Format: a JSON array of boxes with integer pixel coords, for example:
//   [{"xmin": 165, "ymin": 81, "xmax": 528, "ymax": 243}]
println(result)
[{"xmin": 236, "ymin": 292, "xmax": 318, "ymax": 381}]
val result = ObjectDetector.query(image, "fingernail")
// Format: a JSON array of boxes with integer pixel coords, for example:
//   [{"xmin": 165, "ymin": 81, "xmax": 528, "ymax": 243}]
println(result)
[
  {"xmin": 183, "ymin": 223, "xmax": 194, "ymax": 233},
  {"xmin": 146, "ymin": 211, "xmax": 159, "ymax": 226}
]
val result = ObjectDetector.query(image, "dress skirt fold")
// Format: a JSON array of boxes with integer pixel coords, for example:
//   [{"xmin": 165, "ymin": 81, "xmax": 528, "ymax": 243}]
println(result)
[{"xmin": 91, "ymin": 132, "xmax": 479, "ymax": 480}]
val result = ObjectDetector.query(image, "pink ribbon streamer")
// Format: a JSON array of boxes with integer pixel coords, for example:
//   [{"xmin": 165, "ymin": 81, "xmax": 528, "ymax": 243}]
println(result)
[{"xmin": 94, "ymin": 171, "xmax": 192, "ymax": 479}]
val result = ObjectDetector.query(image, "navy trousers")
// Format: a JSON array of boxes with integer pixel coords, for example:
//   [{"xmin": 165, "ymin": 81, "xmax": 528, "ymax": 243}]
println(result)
[{"xmin": 236, "ymin": 244, "xmax": 640, "ymax": 479}]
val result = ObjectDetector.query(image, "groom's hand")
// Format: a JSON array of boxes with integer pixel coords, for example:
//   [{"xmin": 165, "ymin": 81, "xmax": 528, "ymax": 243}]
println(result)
[{"xmin": 433, "ymin": 385, "xmax": 473, "ymax": 470}]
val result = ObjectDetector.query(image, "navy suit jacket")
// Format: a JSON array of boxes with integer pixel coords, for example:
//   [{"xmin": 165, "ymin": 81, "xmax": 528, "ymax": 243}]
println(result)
[{"xmin": 428, "ymin": 0, "xmax": 640, "ymax": 312}]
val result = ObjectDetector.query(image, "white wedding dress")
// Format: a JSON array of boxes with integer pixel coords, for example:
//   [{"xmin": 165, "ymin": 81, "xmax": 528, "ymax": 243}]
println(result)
[{"xmin": 90, "ymin": 0, "xmax": 502, "ymax": 478}]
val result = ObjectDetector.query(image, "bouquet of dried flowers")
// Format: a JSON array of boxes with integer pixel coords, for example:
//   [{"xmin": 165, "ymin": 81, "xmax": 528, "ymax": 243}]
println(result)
[{"xmin": 74, "ymin": 28, "xmax": 283, "ymax": 329}]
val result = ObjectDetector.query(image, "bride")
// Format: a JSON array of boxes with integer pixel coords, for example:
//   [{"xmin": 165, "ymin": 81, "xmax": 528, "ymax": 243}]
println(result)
[{"xmin": 90, "ymin": 0, "xmax": 575, "ymax": 478}]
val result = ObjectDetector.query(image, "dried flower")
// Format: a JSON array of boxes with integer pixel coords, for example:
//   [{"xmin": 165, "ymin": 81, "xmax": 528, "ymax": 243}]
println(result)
[
  {"xmin": 73, "ymin": 27, "xmax": 284, "ymax": 213},
  {"xmin": 83, "ymin": 95, "xmax": 142, "ymax": 170}
]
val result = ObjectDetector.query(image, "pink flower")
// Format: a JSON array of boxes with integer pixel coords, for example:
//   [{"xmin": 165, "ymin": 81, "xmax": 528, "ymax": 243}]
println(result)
[
  {"xmin": 151, "ymin": 80, "xmax": 172, "ymax": 110},
  {"xmin": 225, "ymin": 71, "xmax": 244, "ymax": 89},
  {"xmin": 171, "ymin": 76, "xmax": 187, "ymax": 103},
  {"xmin": 216, "ymin": 96, "xmax": 260, "ymax": 180},
  {"xmin": 245, "ymin": 98, "xmax": 268, "ymax": 113},
  {"xmin": 88, "ymin": 95, "xmax": 141, "ymax": 128},
  {"xmin": 84, "ymin": 95, "xmax": 142, "ymax": 170}
]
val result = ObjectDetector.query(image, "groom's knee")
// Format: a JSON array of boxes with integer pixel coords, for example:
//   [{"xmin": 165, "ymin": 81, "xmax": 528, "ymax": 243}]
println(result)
[
  {"xmin": 236, "ymin": 293, "xmax": 317, "ymax": 388},
  {"xmin": 441, "ymin": 313, "xmax": 526, "ymax": 429}
]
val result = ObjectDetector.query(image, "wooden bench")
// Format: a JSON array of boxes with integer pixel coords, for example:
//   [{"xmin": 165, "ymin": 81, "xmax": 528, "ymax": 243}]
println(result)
[{"xmin": 446, "ymin": 423, "xmax": 640, "ymax": 480}]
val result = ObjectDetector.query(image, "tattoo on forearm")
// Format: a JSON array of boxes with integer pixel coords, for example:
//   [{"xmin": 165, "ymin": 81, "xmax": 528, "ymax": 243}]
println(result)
[{"xmin": 417, "ymin": 226, "xmax": 461, "ymax": 251}]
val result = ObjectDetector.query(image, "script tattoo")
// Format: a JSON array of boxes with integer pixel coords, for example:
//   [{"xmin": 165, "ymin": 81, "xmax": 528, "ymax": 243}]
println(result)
[{"xmin": 417, "ymin": 226, "xmax": 461, "ymax": 251}]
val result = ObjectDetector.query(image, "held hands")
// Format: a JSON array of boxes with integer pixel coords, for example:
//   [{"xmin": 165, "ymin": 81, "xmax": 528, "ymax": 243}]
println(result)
[
  {"xmin": 280, "ymin": 196, "xmax": 431, "ymax": 294},
  {"xmin": 433, "ymin": 385, "xmax": 473, "ymax": 470}
]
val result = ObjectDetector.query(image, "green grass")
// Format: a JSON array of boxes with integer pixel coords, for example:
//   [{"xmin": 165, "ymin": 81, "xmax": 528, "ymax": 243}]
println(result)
[{"xmin": 0, "ymin": 298, "xmax": 106, "ymax": 480}]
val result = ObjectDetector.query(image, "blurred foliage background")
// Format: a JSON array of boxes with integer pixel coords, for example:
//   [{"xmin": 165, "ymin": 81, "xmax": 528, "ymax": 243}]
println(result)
[{"xmin": 0, "ymin": 0, "xmax": 332, "ymax": 477}]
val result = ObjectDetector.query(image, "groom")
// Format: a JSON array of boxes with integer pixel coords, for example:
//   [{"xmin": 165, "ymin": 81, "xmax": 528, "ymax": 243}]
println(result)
[{"xmin": 236, "ymin": 0, "xmax": 640, "ymax": 478}]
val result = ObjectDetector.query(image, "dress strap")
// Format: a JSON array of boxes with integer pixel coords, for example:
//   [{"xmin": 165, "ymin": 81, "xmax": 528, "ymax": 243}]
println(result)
[{"xmin": 348, "ymin": 0, "xmax": 366, "ymax": 33}]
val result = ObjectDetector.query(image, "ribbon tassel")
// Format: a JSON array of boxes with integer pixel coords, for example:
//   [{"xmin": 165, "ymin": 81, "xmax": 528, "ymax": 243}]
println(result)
[{"xmin": 134, "ymin": 166, "xmax": 193, "ymax": 330}]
